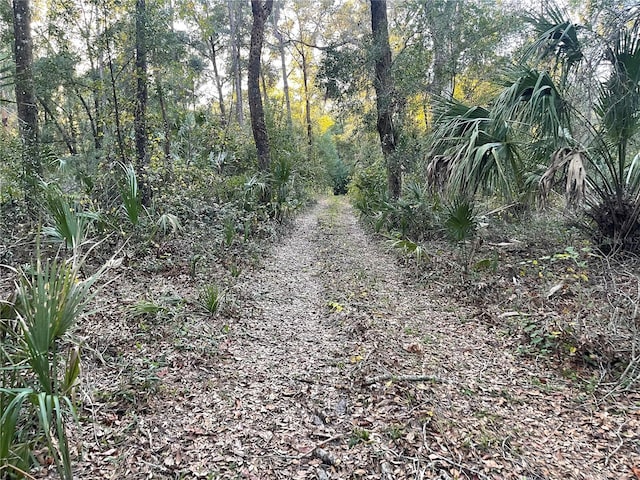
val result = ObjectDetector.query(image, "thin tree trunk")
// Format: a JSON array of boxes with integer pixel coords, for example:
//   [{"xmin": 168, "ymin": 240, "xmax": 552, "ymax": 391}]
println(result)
[
  {"xmin": 301, "ymin": 48, "xmax": 313, "ymax": 145},
  {"xmin": 37, "ymin": 97, "xmax": 77, "ymax": 154},
  {"xmin": 93, "ymin": 89, "xmax": 104, "ymax": 149},
  {"xmin": 273, "ymin": 2, "xmax": 292, "ymax": 127},
  {"xmin": 76, "ymin": 90, "xmax": 100, "ymax": 150},
  {"xmin": 12, "ymin": 0, "xmax": 40, "ymax": 193},
  {"xmin": 155, "ymin": 74, "xmax": 172, "ymax": 177},
  {"xmin": 370, "ymin": 0, "xmax": 400, "ymax": 199},
  {"xmin": 229, "ymin": 0, "xmax": 244, "ymax": 125},
  {"xmin": 248, "ymin": 0, "xmax": 273, "ymax": 177},
  {"xmin": 106, "ymin": 43, "xmax": 126, "ymax": 164},
  {"xmin": 135, "ymin": 0, "xmax": 151, "ymax": 206},
  {"xmin": 208, "ymin": 36, "xmax": 227, "ymax": 122}
]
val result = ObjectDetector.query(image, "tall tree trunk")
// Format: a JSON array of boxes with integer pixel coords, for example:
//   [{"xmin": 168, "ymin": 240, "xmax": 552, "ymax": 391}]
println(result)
[
  {"xmin": 370, "ymin": 0, "xmax": 400, "ymax": 200},
  {"xmin": 424, "ymin": 1, "xmax": 456, "ymax": 103},
  {"xmin": 208, "ymin": 36, "xmax": 227, "ymax": 123},
  {"xmin": 273, "ymin": 2, "xmax": 292, "ymax": 127},
  {"xmin": 229, "ymin": 0, "xmax": 244, "ymax": 126},
  {"xmin": 300, "ymin": 48, "xmax": 313, "ymax": 145},
  {"xmin": 106, "ymin": 46, "xmax": 126, "ymax": 164},
  {"xmin": 135, "ymin": 0, "xmax": 151, "ymax": 206},
  {"xmin": 248, "ymin": 0, "xmax": 273, "ymax": 178},
  {"xmin": 12, "ymin": 0, "xmax": 40, "ymax": 194},
  {"xmin": 155, "ymin": 74, "xmax": 172, "ymax": 178}
]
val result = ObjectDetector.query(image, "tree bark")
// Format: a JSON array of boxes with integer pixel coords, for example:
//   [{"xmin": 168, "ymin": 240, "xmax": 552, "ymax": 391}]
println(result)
[
  {"xmin": 12, "ymin": 0, "xmax": 40, "ymax": 191},
  {"xmin": 229, "ymin": 0, "xmax": 244, "ymax": 125},
  {"xmin": 273, "ymin": 2, "xmax": 292, "ymax": 127},
  {"xmin": 135, "ymin": 0, "xmax": 151, "ymax": 206},
  {"xmin": 370, "ymin": 0, "xmax": 401, "ymax": 199},
  {"xmin": 248, "ymin": 0, "xmax": 273, "ymax": 176},
  {"xmin": 299, "ymin": 46, "xmax": 313, "ymax": 145}
]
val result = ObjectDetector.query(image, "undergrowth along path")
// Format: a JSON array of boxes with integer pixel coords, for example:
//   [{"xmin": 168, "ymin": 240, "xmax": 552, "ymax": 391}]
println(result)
[{"xmin": 73, "ymin": 195, "xmax": 639, "ymax": 479}]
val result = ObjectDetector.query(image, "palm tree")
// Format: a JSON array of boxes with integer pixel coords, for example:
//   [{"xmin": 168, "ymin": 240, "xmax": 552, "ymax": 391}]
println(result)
[{"xmin": 428, "ymin": 4, "xmax": 640, "ymax": 251}]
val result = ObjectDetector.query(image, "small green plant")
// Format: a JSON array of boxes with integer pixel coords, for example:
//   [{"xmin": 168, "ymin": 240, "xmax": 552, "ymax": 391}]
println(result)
[
  {"xmin": 199, "ymin": 284, "xmax": 224, "ymax": 315},
  {"xmin": 42, "ymin": 184, "xmax": 98, "ymax": 252},
  {"xmin": 223, "ymin": 217, "xmax": 236, "ymax": 248},
  {"xmin": 120, "ymin": 162, "xmax": 145, "ymax": 226},
  {"xmin": 348, "ymin": 428, "xmax": 371, "ymax": 447},
  {"xmin": 385, "ymin": 424, "xmax": 404, "ymax": 441},
  {"xmin": 154, "ymin": 213, "xmax": 182, "ymax": 238},
  {"xmin": 387, "ymin": 234, "xmax": 428, "ymax": 265},
  {"xmin": 444, "ymin": 198, "xmax": 478, "ymax": 274},
  {"xmin": 0, "ymin": 251, "xmax": 108, "ymax": 479},
  {"xmin": 128, "ymin": 299, "xmax": 166, "ymax": 319},
  {"xmin": 230, "ymin": 264, "xmax": 241, "ymax": 278},
  {"xmin": 189, "ymin": 254, "xmax": 202, "ymax": 278}
]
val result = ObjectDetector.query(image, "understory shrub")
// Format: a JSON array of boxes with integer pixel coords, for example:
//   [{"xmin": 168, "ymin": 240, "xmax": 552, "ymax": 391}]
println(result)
[{"xmin": 1, "ymin": 251, "xmax": 109, "ymax": 479}]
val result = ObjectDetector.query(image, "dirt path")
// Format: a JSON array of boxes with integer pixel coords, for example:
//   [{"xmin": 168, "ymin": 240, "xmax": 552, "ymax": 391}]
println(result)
[{"xmin": 73, "ymin": 195, "xmax": 639, "ymax": 480}]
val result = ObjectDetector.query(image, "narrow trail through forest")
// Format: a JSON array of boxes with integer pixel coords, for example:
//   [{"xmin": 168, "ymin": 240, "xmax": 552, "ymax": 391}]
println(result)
[{"xmin": 74, "ymin": 195, "xmax": 639, "ymax": 480}]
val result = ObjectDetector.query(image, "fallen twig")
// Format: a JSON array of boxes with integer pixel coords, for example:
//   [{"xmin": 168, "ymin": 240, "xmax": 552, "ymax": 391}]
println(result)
[{"xmin": 363, "ymin": 374, "xmax": 443, "ymax": 386}]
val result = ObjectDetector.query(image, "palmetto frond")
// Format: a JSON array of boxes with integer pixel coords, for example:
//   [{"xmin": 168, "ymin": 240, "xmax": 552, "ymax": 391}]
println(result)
[
  {"xmin": 596, "ymin": 22, "xmax": 640, "ymax": 147},
  {"xmin": 522, "ymin": 5, "xmax": 583, "ymax": 83},
  {"xmin": 427, "ymin": 97, "xmax": 522, "ymax": 199},
  {"xmin": 493, "ymin": 66, "xmax": 569, "ymax": 142}
]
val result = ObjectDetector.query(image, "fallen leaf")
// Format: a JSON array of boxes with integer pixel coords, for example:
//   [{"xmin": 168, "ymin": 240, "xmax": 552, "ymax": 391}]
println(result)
[
  {"xmin": 482, "ymin": 459, "xmax": 502, "ymax": 470},
  {"xmin": 547, "ymin": 282, "xmax": 564, "ymax": 298}
]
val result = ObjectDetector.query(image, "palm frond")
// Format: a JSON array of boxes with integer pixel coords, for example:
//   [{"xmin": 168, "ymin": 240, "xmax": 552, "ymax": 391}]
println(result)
[
  {"xmin": 596, "ymin": 23, "xmax": 640, "ymax": 146},
  {"xmin": 539, "ymin": 148, "xmax": 588, "ymax": 207},
  {"xmin": 428, "ymin": 96, "xmax": 525, "ymax": 199},
  {"xmin": 493, "ymin": 66, "xmax": 569, "ymax": 144},
  {"xmin": 522, "ymin": 5, "xmax": 583, "ymax": 80}
]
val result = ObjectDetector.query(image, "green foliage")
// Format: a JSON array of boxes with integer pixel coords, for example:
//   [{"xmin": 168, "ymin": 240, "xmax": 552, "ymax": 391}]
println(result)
[
  {"xmin": 317, "ymin": 130, "xmax": 350, "ymax": 195},
  {"xmin": 42, "ymin": 184, "xmax": 98, "ymax": 252},
  {"xmin": 119, "ymin": 163, "xmax": 145, "ymax": 226},
  {"xmin": 0, "ymin": 131, "xmax": 22, "ymax": 205},
  {"xmin": 270, "ymin": 154, "xmax": 302, "ymax": 222},
  {"xmin": 199, "ymin": 284, "xmax": 224, "ymax": 315},
  {"xmin": 0, "ymin": 251, "xmax": 108, "ymax": 479},
  {"xmin": 0, "ymin": 388, "xmax": 31, "ymax": 476},
  {"xmin": 444, "ymin": 198, "xmax": 478, "ymax": 274},
  {"xmin": 348, "ymin": 428, "xmax": 371, "ymax": 447},
  {"xmin": 13, "ymin": 257, "xmax": 101, "ymax": 394},
  {"xmin": 349, "ymin": 161, "xmax": 387, "ymax": 217},
  {"xmin": 428, "ymin": 5, "xmax": 640, "ymax": 251},
  {"xmin": 444, "ymin": 199, "xmax": 477, "ymax": 244},
  {"xmin": 223, "ymin": 216, "xmax": 236, "ymax": 247},
  {"xmin": 328, "ymin": 156, "xmax": 351, "ymax": 195},
  {"xmin": 154, "ymin": 213, "xmax": 183, "ymax": 238},
  {"xmin": 128, "ymin": 299, "xmax": 167, "ymax": 319},
  {"xmin": 427, "ymin": 97, "xmax": 524, "ymax": 200},
  {"xmin": 387, "ymin": 234, "xmax": 428, "ymax": 266}
]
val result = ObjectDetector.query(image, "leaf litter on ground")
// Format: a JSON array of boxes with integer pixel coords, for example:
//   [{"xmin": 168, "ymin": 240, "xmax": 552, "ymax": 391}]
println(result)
[{"xmin": 13, "ymin": 195, "xmax": 640, "ymax": 479}]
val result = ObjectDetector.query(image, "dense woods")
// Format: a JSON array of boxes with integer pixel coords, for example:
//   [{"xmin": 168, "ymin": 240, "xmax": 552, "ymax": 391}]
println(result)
[{"xmin": 1, "ymin": 0, "xmax": 640, "ymax": 478}]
